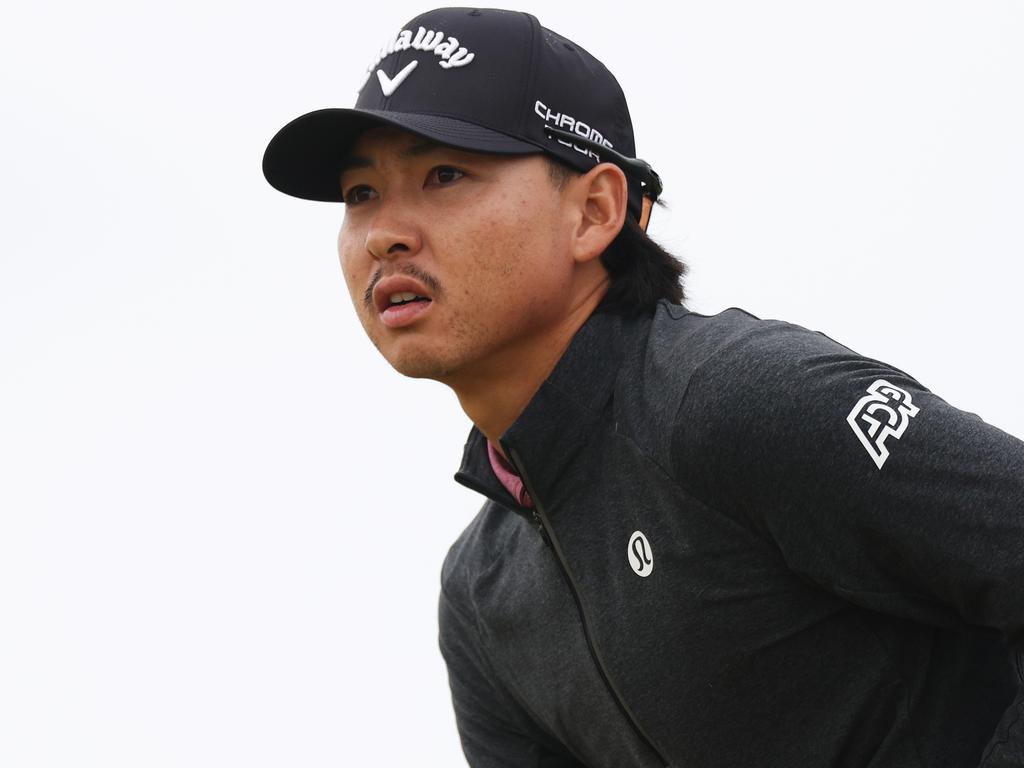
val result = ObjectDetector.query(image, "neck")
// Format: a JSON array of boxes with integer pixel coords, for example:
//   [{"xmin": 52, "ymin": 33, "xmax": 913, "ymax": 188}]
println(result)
[{"xmin": 447, "ymin": 286, "xmax": 606, "ymax": 449}]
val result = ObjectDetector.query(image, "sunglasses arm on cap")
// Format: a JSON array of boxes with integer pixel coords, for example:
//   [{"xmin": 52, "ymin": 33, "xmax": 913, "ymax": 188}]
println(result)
[{"xmin": 542, "ymin": 125, "xmax": 663, "ymax": 219}]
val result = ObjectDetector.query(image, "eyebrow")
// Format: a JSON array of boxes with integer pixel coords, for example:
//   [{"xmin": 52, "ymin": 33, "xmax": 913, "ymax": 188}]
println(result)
[{"xmin": 339, "ymin": 139, "xmax": 447, "ymax": 174}]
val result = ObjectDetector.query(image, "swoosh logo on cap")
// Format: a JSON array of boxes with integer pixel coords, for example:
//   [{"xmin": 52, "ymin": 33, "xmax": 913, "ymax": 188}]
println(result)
[{"xmin": 376, "ymin": 60, "xmax": 418, "ymax": 97}]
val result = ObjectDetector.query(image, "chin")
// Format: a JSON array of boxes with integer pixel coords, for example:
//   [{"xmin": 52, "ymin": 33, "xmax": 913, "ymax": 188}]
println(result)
[
  {"xmin": 384, "ymin": 348, "xmax": 458, "ymax": 382},
  {"xmin": 362, "ymin": 325, "xmax": 451, "ymax": 380}
]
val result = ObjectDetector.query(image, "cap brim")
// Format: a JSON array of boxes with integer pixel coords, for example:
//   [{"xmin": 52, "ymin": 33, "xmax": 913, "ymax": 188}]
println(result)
[{"xmin": 262, "ymin": 108, "xmax": 541, "ymax": 202}]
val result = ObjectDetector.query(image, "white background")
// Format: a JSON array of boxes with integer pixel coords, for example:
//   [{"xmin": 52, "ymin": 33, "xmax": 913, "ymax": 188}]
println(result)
[{"xmin": 2, "ymin": 1, "xmax": 1021, "ymax": 765}]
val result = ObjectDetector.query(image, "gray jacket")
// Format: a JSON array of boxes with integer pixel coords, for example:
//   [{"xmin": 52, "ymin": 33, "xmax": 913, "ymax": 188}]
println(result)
[{"xmin": 441, "ymin": 303, "xmax": 1024, "ymax": 767}]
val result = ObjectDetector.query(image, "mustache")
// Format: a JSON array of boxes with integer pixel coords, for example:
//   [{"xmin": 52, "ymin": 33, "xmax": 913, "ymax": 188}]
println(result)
[{"xmin": 363, "ymin": 263, "xmax": 444, "ymax": 309}]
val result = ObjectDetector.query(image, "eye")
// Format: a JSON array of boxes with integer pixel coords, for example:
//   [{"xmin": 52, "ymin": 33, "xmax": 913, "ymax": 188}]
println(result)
[
  {"xmin": 342, "ymin": 184, "xmax": 377, "ymax": 206},
  {"xmin": 426, "ymin": 166, "xmax": 466, "ymax": 187}
]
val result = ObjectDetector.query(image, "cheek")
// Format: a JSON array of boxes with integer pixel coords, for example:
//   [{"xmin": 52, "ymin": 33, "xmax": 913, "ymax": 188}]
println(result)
[
  {"xmin": 482, "ymin": 204, "xmax": 563, "ymax": 286},
  {"xmin": 337, "ymin": 227, "xmax": 370, "ymax": 305},
  {"xmin": 463, "ymin": 193, "xmax": 552, "ymax": 275}
]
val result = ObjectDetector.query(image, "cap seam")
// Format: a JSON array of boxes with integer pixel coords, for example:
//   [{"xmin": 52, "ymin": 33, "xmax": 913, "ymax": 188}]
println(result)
[{"xmin": 517, "ymin": 12, "xmax": 540, "ymax": 139}]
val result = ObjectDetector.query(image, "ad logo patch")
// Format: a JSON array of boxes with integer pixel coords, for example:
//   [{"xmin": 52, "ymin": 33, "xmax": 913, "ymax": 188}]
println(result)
[
  {"xmin": 361, "ymin": 25, "xmax": 477, "ymax": 94},
  {"xmin": 847, "ymin": 379, "xmax": 920, "ymax": 469},
  {"xmin": 534, "ymin": 100, "xmax": 613, "ymax": 163},
  {"xmin": 377, "ymin": 60, "xmax": 418, "ymax": 96},
  {"xmin": 627, "ymin": 531, "xmax": 654, "ymax": 578}
]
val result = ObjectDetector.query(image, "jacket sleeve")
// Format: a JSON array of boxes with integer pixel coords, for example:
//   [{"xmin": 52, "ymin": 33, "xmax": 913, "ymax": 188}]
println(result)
[
  {"xmin": 672, "ymin": 321, "xmax": 1024, "ymax": 767},
  {"xmin": 439, "ymin": 579, "xmax": 588, "ymax": 768}
]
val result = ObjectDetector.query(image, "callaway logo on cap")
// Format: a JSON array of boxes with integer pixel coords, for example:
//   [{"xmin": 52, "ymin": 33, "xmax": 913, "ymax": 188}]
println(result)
[{"xmin": 262, "ymin": 7, "xmax": 661, "ymax": 221}]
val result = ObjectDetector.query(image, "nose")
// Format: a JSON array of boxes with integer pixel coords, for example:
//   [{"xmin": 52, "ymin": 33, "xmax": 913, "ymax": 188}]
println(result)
[{"xmin": 364, "ymin": 202, "xmax": 422, "ymax": 261}]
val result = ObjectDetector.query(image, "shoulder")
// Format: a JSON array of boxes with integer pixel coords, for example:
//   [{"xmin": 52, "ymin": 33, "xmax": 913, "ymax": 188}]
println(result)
[
  {"xmin": 639, "ymin": 301, "xmax": 923, "ymax": 421},
  {"xmin": 618, "ymin": 303, "xmax": 875, "ymax": 461},
  {"xmin": 645, "ymin": 302, "xmax": 865, "ymax": 377},
  {"xmin": 440, "ymin": 500, "xmax": 523, "ymax": 618},
  {"xmin": 659, "ymin": 306, "xmax": 948, "ymax": 517},
  {"xmin": 628, "ymin": 303, "xmax": 841, "ymax": 415},
  {"xmin": 673, "ymin": 309, "xmax": 923, "ymax": 431},
  {"xmin": 628, "ymin": 303, "xmax": 939, "ymax": 497}
]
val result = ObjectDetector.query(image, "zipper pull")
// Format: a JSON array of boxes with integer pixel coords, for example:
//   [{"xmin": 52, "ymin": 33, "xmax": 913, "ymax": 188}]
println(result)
[{"xmin": 531, "ymin": 509, "xmax": 551, "ymax": 547}]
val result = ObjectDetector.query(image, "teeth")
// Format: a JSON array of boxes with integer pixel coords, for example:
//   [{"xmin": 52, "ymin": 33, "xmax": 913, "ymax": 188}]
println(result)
[{"xmin": 389, "ymin": 292, "xmax": 421, "ymax": 304}]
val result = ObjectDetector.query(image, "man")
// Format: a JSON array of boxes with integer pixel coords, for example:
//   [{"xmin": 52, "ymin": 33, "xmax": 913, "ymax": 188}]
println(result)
[{"xmin": 263, "ymin": 7, "xmax": 1024, "ymax": 767}]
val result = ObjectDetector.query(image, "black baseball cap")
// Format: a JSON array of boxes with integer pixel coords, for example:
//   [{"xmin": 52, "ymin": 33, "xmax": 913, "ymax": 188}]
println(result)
[{"xmin": 262, "ymin": 7, "xmax": 661, "ymax": 222}]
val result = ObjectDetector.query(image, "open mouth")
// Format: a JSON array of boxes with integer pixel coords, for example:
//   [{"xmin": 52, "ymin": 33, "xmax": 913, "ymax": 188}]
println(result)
[
  {"xmin": 378, "ymin": 289, "xmax": 433, "ymax": 328},
  {"xmin": 371, "ymin": 274, "xmax": 437, "ymax": 328},
  {"xmin": 388, "ymin": 292, "xmax": 431, "ymax": 307}
]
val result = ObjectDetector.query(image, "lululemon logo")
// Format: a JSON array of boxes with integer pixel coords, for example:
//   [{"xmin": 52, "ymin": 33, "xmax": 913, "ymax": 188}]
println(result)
[{"xmin": 627, "ymin": 531, "xmax": 654, "ymax": 578}]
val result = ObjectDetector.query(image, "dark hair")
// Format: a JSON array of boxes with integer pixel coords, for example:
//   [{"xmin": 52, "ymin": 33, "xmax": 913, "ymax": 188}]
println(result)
[{"xmin": 547, "ymin": 160, "xmax": 686, "ymax": 316}]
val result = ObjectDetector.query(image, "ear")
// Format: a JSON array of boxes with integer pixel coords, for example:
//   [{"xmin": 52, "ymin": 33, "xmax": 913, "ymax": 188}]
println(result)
[{"xmin": 567, "ymin": 163, "xmax": 629, "ymax": 265}]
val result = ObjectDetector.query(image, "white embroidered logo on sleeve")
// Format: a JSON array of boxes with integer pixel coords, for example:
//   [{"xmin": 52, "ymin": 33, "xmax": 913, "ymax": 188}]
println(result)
[{"xmin": 847, "ymin": 379, "xmax": 921, "ymax": 469}]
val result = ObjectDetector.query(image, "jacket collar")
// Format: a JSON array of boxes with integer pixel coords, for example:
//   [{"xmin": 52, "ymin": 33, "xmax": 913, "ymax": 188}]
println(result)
[{"xmin": 454, "ymin": 308, "xmax": 650, "ymax": 518}]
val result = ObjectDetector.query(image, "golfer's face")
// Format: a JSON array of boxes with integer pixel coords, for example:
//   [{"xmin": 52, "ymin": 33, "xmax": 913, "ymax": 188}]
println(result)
[{"xmin": 337, "ymin": 126, "xmax": 578, "ymax": 384}]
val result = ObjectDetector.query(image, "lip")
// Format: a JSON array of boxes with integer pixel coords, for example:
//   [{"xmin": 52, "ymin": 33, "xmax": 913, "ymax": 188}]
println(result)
[{"xmin": 371, "ymin": 275, "xmax": 434, "ymax": 328}]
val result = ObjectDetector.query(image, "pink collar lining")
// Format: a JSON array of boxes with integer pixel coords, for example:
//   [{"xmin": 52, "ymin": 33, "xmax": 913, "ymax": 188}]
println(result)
[{"xmin": 486, "ymin": 442, "xmax": 534, "ymax": 509}]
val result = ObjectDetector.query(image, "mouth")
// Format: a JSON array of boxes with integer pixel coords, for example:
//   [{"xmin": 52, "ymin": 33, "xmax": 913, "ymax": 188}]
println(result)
[
  {"xmin": 386, "ymin": 291, "xmax": 431, "ymax": 308},
  {"xmin": 371, "ymin": 276, "xmax": 435, "ymax": 329}
]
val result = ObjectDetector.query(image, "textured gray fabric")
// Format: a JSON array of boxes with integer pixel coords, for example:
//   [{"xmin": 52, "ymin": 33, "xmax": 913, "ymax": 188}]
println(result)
[{"xmin": 441, "ymin": 303, "xmax": 1024, "ymax": 767}]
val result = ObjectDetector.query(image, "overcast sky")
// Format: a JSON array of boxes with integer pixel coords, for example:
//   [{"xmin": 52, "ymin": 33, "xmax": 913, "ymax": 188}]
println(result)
[{"xmin": 2, "ymin": 1, "xmax": 1022, "ymax": 766}]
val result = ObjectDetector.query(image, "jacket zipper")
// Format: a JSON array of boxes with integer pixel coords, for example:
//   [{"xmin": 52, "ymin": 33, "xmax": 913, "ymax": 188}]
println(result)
[{"xmin": 507, "ymin": 446, "xmax": 671, "ymax": 768}]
